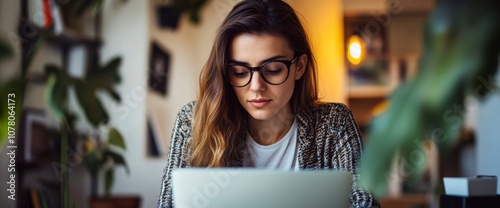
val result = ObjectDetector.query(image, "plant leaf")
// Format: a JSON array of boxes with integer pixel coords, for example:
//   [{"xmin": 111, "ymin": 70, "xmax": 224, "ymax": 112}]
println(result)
[
  {"xmin": 74, "ymin": 80, "xmax": 109, "ymax": 127},
  {"xmin": 45, "ymin": 66, "xmax": 68, "ymax": 120},
  {"xmin": 104, "ymin": 86, "xmax": 121, "ymax": 102},
  {"xmin": 91, "ymin": 0, "xmax": 104, "ymax": 17},
  {"xmin": 88, "ymin": 56, "xmax": 122, "ymax": 83},
  {"xmin": 76, "ymin": 0, "xmax": 93, "ymax": 17},
  {"xmin": 83, "ymin": 151, "xmax": 102, "ymax": 178},
  {"xmin": 41, "ymin": 192, "xmax": 49, "ymax": 208},
  {"xmin": 104, "ymin": 168, "xmax": 114, "ymax": 197},
  {"xmin": 0, "ymin": 38, "xmax": 12, "ymax": 61},
  {"xmin": 108, "ymin": 127, "xmax": 126, "ymax": 150},
  {"xmin": 86, "ymin": 57, "xmax": 122, "ymax": 103},
  {"xmin": 107, "ymin": 150, "xmax": 129, "ymax": 174},
  {"xmin": 359, "ymin": 0, "xmax": 500, "ymax": 198}
]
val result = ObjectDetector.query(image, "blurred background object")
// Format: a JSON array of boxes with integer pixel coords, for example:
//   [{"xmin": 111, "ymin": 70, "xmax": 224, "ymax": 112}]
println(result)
[
  {"xmin": 358, "ymin": 0, "xmax": 500, "ymax": 207},
  {"xmin": 155, "ymin": 0, "xmax": 209, "ymax": 29},
  {"xmin": 1, "ymin": 0, "xmax": 500, "ymax": 207}
]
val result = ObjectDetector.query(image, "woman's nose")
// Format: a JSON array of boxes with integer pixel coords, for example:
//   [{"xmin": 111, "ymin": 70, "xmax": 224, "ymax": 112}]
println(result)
[{"xmin": 250, "ymin": 71, "xmax": 266, "ymax": 92}]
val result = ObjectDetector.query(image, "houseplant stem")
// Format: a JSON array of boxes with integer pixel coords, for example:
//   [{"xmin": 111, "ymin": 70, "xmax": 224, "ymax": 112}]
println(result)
[{"xmin": 61, "ymin": 121, "xmax": 69, "ymax": 208}]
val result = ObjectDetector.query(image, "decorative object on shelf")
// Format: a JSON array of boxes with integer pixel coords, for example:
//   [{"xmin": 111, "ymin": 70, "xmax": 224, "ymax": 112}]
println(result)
[
  {"xmin": 148, "ymin": 42, "xmax": 171, "ymax": 96},
  {"xmin": 155, "ymin": 0, "xmax": 209, "ymax": 29},
  {"xmin": 359, "ymin": 0, "xmax": 500, "ymax": 199}
]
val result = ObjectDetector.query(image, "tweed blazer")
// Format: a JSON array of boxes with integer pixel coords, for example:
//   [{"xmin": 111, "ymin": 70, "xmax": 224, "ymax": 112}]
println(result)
[{"xmin": 158, "ymin": 101, "xmax": 380, "ymax": 208}]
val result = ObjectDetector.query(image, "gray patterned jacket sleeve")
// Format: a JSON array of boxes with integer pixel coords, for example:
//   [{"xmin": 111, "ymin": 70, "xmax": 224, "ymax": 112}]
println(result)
[
  {"xmin": 157, "ymin": 102, "xmax": 195, "ymax": 208},
  {"xmin": 332, "ymin": 104, "xmax": 380, "ymax": 208}
]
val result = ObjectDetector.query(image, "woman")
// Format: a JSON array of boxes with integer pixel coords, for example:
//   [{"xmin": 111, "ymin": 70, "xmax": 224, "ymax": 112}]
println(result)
[{"xmin": 158, "ymin": 0, "xmax": 379, "ymax": 207}]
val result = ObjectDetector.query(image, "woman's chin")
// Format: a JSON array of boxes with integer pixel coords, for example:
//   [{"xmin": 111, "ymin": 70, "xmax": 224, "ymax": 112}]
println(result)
[{"xmin": 247, "ymin": 111, "xmax": 275, "ymax": 121}]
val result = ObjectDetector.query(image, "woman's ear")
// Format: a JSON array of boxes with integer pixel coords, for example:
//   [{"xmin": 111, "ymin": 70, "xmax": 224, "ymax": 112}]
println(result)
[{"xmin": 294, "ymin": 54, "xmax": 308, "ymax": 80}]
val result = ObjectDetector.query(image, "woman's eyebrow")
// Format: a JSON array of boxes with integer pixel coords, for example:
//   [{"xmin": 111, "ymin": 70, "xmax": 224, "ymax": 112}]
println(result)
[{"xmin": 228, "ymin": 55, "xmax": 287, "ymax": 65}]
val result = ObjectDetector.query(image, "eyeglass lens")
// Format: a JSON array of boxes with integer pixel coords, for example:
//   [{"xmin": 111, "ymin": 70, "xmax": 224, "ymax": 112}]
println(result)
[{"xmin": 227, "ymin": 61, "xmax": 289, "ymax": 87}]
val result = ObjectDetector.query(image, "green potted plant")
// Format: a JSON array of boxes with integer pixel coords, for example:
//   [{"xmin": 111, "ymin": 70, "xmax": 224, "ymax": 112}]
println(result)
[
  {"xmin": 82, "ymin": 128, "xmax": 128, "ymax": 198},
  {"xmin": 45, "ymin": 58, "xmax": 139, "ymax": 208},
  {"xmin": 1, "ymin": 1, "xmax": 133, "ymax": 207},
  {"xmin": 156, "ymin": 0, "xmax": 209, "ymax": 29},
  {"xmin": 359, "ymin": 0, "xmax": 500, "ymax": 199},
  {"xmin": 82, "ymin": 128, "xmax": 140, "ymax": 208}
]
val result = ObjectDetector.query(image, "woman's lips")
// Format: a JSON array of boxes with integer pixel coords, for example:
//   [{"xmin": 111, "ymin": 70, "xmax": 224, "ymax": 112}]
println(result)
[{"xmin": 248, "ymin": 99, "xmax": 271, "ymax": 108}]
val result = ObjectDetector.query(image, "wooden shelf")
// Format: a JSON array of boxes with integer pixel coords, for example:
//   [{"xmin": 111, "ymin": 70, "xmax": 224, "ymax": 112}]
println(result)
[
  {"xmin": 18, "ymin": 0, "xmax": 102, "ymax": 207},
  {"xmin": 348, "ymin": 86, "xmax": 393, "ymax": 99},
  {"xmin": 380, "ymin": 193, "xmax": 432, "ymax": 208},
  {"xmin": 348, "ymin": 96, "xmax": 386, "ymax": 129},
  {"xmin": 25, "ymin": 73, "xmax": 49, "ymax": 83},
  {"xmin": 46, "ymin": 29, "xmax": 102, "ymax": 47}
]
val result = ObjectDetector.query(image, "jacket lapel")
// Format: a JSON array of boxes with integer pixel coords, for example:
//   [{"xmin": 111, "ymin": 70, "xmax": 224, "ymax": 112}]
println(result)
[{"xmin": 297, "ymin": 105, "xmax": 319, "ymax": 170}]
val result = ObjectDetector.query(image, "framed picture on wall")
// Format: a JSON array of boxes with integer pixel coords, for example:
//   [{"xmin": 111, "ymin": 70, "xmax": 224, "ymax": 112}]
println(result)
[
  {"xmin": 146, "ymin": 114, "xmax": 166, "ymax": 157},
  {"xmin": 20, "ymin": 109, "xmax": 54, "ymax": 162},
  {"xmin": 347, "ymin": 53, "xmax": 419, "ymax": 98},
  {"xmin": 148, "ymin": 42, "xmax": 171, "ymax": 96},
  {"xmin": 344, "ymin": 15, "xmax": 392, "ymax": 98}
]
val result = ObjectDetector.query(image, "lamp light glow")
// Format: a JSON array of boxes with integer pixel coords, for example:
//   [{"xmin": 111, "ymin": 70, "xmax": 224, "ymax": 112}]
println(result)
[{"xmin": 347, "ymin": 35, "xmax": 365, "ymax": 66}]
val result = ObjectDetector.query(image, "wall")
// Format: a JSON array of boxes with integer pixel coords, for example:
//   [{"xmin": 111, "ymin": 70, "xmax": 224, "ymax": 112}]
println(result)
[
  {"xmin": 477, "ymin": 64, "xmax": 500, "ymax": 194},
  {"xmin": 388, "ymin": 15, "xmax": 426, "ymax": 55},
  {"xmin": 288, "ymin": 0, "xmax": 346, "ymax": 103},
  {"xmin": 97, "ymin": 0, "xmax": 152, "ymax": 207},
  {"xmin": 146, "ymin": 0, "xmax": 237, "ymax": 157},
  {"xmin": 0, "ymin": 0, "xmax": 21, "ymax": 85}
]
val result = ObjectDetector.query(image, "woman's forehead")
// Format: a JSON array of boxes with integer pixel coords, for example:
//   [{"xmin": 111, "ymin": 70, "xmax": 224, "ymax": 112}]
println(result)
[{"xmin": 229, "ymin": 33, "xmax": 293, "ymax": 64}]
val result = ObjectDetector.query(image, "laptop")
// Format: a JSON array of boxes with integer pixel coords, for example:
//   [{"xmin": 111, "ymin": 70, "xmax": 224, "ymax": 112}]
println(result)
[{"xmin": 172, "ymin": 168, "xmax": 352, "ymax": 208}]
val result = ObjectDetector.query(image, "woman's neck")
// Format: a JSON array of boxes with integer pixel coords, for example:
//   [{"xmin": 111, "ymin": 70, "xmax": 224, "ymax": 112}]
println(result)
[{"xmin": 247, "ymin": 107, "xmax": 296, "ymax": 146}]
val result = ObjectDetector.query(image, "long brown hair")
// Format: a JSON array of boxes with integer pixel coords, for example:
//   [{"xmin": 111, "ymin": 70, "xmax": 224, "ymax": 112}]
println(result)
[{"xmin": 190, "ymin": 0, "xmax": 318, "ymax": 167}]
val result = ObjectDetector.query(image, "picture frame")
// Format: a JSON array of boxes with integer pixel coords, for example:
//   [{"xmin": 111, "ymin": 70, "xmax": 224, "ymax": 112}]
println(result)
[
  {"xmin": 20, "ymin": 109, "xmax": 52, "ymax": 162},
  {"xmin": 347, "ymin": 55, "xmax": 398, "ymax": 98},
  {"xmin": 148, "ymin": 42, "xmax": 171, "ymax": 96},
  {"xmin": 343, "ymin": 16, "xmax": 420, "ymax": 98},
  {"xmin": 347, "ymin": 54, "xmax": 419, "ymax": 98},
  {"xmin": 146, "ymin": 114, "xmax": 166, "ymax": 158}
]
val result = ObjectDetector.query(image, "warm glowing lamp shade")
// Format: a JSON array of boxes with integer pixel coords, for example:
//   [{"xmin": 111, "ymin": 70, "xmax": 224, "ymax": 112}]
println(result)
[{"xmin": 347, "ymin": 35, "xmax": 365, "ymax": 66}]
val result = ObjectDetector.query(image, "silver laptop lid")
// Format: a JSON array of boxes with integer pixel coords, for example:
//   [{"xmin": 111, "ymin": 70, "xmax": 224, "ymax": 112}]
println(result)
[{"xmin": 172, "ymin": 168, "xmax": 352, "ymax": 208}]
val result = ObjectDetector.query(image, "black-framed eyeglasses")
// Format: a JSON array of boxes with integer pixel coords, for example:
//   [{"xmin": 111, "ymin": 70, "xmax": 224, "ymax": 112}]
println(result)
[{"xmin": 226, "ymin": 55, "xmax": 300, "ymax": 87}]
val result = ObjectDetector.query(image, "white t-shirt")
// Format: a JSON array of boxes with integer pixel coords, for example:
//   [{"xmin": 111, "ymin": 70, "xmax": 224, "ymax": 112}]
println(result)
[{"xmin": 243, "ymin": 119, "xmax": 299, "ymax": 171}]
